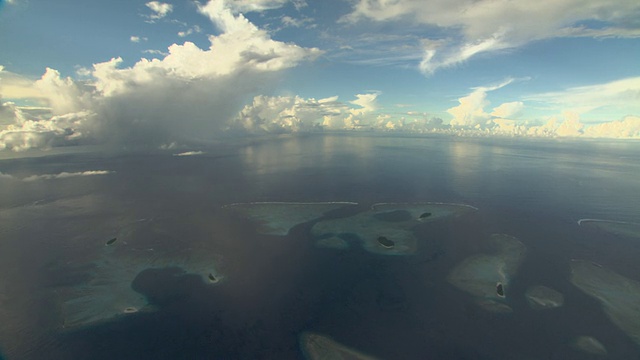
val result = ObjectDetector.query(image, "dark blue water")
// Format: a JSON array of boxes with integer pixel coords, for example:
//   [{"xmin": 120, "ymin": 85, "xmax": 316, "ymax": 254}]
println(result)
[{"xmin": 1, "ymin": 134, "xmax": 639, "ymax": 359}]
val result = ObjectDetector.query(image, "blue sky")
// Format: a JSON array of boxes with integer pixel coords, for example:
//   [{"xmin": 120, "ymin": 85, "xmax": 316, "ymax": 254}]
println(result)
[{"xmin": 1, "ymin": 0, "xmax": 640, "ymax": 150}]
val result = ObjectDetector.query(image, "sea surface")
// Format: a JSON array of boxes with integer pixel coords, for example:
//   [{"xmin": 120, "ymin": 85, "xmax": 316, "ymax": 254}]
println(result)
[{"xmin": 1, "ymin": 134, "xmax": 639, "ymax": 359}]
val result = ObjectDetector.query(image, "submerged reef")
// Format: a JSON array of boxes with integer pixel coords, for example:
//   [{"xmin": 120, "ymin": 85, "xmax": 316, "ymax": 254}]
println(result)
[
  {"xmin": 224, "ymin": 202, "xmax": 357, "ymax": 235},
  {"xmin": 571, "ymin": 336, "xmax": 608, "ymax": 356},
  {"xmin": 311, "ymin": 202, "xmax": 476, "ymax": 255},
  {"xmin": 315, "ymin": 236, "xmax": 350, "ymax": 250},
  {"xmin": 570, "ymin": 259, "xmax": 640, "ymax": 345},
  {"xmin": 525, "ymin": 285, "xmax": 564, "ymax": 310},
  {"xmin": 578, "ymin": 219, "xmax": 640, "ymax": 239},
  {"xmin": 447, "ymin": 234, "xmax": 526, "ymax": 313},
  {"xmin": 299, "ymin": 332, "xmax": 379, "ymax": 360},
  {"xmin": 56, "ymin": 218, "xmax": 224, "ymax": 329}
]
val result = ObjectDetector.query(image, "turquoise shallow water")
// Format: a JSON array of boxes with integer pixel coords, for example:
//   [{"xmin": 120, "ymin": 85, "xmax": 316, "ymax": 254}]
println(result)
[{"xmin": 1, "ymin": 134, "xmax": 640, "ymax": 359}]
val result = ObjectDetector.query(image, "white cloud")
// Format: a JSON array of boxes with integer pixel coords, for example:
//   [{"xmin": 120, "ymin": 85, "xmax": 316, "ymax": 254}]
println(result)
[
  {"xmin": 447, "ymin": 79, "xmax": 514, "ymax": 127},
  {"xmin": 292, "ymin": 0, "xmax": 307, "ymax": 11},
  {"xmin": 349, "ymin": 93, "xmax": 379, "ymax": 115},
  {"xmin": 345, "ymin": 0, "xmax": 640, "ymax": 74},
  {"xmin": 22, "ymin": 170, "xmax": 114, "ymax": 182},
  {"xmin": 130, "ymin": 36, "xmax": 148, "ymax": 43},
  {"xmin": 0, "ymin": 67, "xmax": 46, "ymax": 100},
  {"xmin": 553, "ymin": 111, "xmax": 585, "ymax": 137},
  {"xmin": 141, "ymin": 49, "xmax": 169, "ymax": 56},
  {"xmin": 525, "ymin": 76, "xmax": 640, "ymax": 116},
  {"xmin": 0, "ymin": 172, "xmax": 14, "ymax": 180},
  {"xmin": 583, "ymin": 116, "xmax": 640, "ymax": 138},
  {"xmin": 34, "ymin": 68, "xmax": 92, "ymax": 115},
  {"xmin": 0, "ymin": 99, "xmax": 21, "ymax": 127},
  {"xmin": 145, "ymin": 1, "xmax": 173, "ymax": 20},
  {"xmin": 231, "ymin": 95, "xmax": 345, "ymax": 133},
  {"xmin": 223, "ymin": 0, "xmax": 289, "ymax": 13},
  {"xmin": 229, "ymin": 84, "xmax": 640, "ymax": 139},
  {"xmin": 0, "ymin": 111, "xmax": 93, "ymax": 151},
  {"xmin": 491, "ymin": 101, "xmax": 524, "ymax": 119},
  {"xmin": 178, "ymin": 25, "xmax": 201, "ymax": 37},
  {"xmin": 0, "ymin": 0, "xmax": 321, "ymax": 151},
  {"xmin": 229, "ymin": 93, "xmax": 382, "ymax": 133},
  {"xmin": 280, "ymin": 15, "xmax": 314, "ymax": 29}
]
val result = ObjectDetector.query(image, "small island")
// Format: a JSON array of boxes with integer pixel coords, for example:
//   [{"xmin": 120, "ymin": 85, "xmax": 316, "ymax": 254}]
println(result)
[
  {"xmin": 208, "ymin": 273, "xmax": 218, "ymax": 283},
  {"xmin": 377, "ymin": 236, "xmax": 395, "ymax": 249},
  {"xmin": 496, "ymin": 282, "xmax": 505, "ymax": 297},
  {"xmin": 419, "ymin": 212, "xmax": 432, "ymax": 219},
  {"xmin": 105, "ymin": 237, "xmax": 117, "ymax": 246}
]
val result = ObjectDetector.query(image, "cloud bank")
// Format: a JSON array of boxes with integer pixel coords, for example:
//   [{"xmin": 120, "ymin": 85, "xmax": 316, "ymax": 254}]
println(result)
[
  {"xmin": 224, "ymin": 77, "xmax": 640, "ymax": 140},
  {"xmin": 344, "ymin": 0, "xmax": 640, "ymax": 74},
  {"xmin": 229, "ymin": 92, "xmax": 381, "ymax": 133},
  {"xmin": 0, "ymin": 0, "xmax": 321, "ymax": 151}
]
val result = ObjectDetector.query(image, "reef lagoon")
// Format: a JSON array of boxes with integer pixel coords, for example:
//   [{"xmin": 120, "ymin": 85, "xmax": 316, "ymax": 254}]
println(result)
[{"xmin": 1, "ymin": 134, "xmax": 640, "ymax": 359}]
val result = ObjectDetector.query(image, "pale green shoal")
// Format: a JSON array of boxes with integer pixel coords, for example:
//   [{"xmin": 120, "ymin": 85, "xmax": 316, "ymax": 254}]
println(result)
[
  {"xmin": 57, "ymin": 219, "xmax": 224, "ymax": 329},
  {"xmin": 570, "ymin": 259, "xmax": 640, "ymax": 345},
  {"xmin": 447, "ymin": 234, "xmax": 526, "ymax": 312},
  {"xmin": 311, "ymin": 202, "xmax": 476, "ymax": 255},
  {"xmin": 571, "ymin": 336, "xmax": 607, "ymax": 356},
  {"xmin": 300, "ymin": 332, "xmax": 380, "ymax": 360},
  {"xmin": 225, "ymin": 202, "xmax": 357, "ymax": 235},
  {"xmin": 579, "ymin": 219, "xmax": 640, "ymax": 239},
  {"xmin": 525, "ymin": 285, "xmax": 564, "ymax": 310}
]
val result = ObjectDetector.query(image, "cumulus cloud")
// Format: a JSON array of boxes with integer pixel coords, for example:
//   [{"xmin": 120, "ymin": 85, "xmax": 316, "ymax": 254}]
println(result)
[
  {"xmin": 583, "ymin": 116, "xmax": 640, "ymax": 138},
  {"xmin": 231, "ymin": 95, "xmax": 345, "ymax": 133},
  {"xmin": 447, "ymin": 79, "xmax": 514, "ymax": 127},
  {"xmin": 0, "ymin": 98, "xmax": 20, "ymax": 127},
  {"xmin": 145, "ymin": 1, "xmax": 173, "ymax": 20},
  {"xmin": 344, "ymin": 0, "xmax": 640, "ymax": 74},
  {"xmin": 229, "ymin": 93, "xmax": 382, "ymax": 133},
  {"xmin": 0, "ymin": 66, "xmax": 45, "ymax": 100},
  {"xmin": 0, "ymin": 0, "xmax": 321, "ymax": 151},
  {"xmin": 34, "ymin": 68, "xmax": 92, "ymax": 115},
  {"xmin": 491, "ymin": 101, "xmax": 524, "ymax": 119},
  {"xmin": 439, "ymin": 79, "xmax": 640, "ymax": 139},
  {"xmin": 22, "ymin": 170, "xmax": 114, "ymax": 182},
  {"xmin": 0, "ymin": 111, "xmax": 93, "ymax": 151},
  {"xmin": 228, "ymin": 78, "xmax": 640, "ymax": 139},
  {"xmin": 349, "ymin": 93, "xmax": 379, "ymax": 115}
]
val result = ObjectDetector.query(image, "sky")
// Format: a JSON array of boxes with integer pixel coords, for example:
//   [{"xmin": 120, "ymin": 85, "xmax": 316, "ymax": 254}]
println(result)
[{"xmin": 1, "ymin": 0, "xmax": 639, "ymax": 151}]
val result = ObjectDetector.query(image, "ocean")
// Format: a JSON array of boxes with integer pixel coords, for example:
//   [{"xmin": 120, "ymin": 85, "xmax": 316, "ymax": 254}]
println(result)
[{"xmin": 1, "ymin": 134, "xmax": 639, "ymax": 359}]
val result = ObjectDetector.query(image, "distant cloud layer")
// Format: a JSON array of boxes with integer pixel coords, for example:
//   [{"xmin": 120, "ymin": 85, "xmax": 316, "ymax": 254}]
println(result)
[
  {"xmin": 229, "ymin": 93, "xmax": 380, "ymax": 133},
  {"xmin": 226, "ymin": 78, "xmax": 640, "ymax": 139}
]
